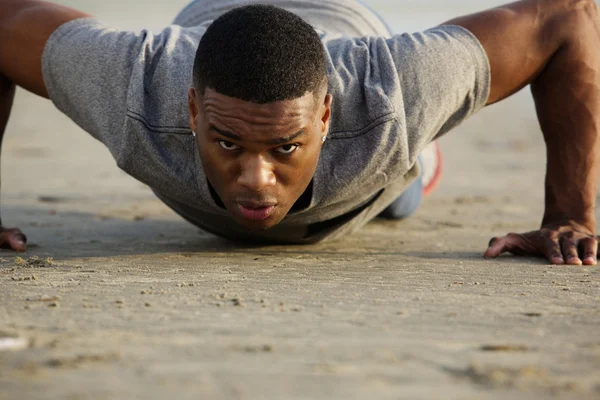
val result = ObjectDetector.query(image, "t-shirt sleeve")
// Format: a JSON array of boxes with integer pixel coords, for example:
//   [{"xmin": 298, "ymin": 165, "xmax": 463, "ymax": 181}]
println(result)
[
  {"xmin": 385, "ymin": 25, "xmax": 490, "ymax": 154},
  {"xmin": 41, "ymin": 18, "xmax": 199, "ymax": 159},
  {"xmin": 42, "ymin": 18, "xmax": 140, "ymax": 150},
  {"xmin": 324, "ymin": 25, "xmax": 490, "ymax": 167}
]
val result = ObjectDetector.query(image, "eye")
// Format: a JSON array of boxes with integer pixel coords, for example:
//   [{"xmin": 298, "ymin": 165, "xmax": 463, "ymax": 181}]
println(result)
[
  {"xmin": 275, "ymin": 144, "xmax": 299, "ymax": 155},
  {"xmin": 218, "ymin": 140, "xmax": 241, "ymax": 151}
]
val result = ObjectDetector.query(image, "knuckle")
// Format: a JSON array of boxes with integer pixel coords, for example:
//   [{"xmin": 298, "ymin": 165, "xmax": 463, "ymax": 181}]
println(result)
[{"xmin": 541, "ymin": 228, "xmax": 558, "ymax": 239}]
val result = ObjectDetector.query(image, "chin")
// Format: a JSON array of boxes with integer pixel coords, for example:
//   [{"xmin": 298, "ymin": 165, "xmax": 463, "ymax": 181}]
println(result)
[{"xmin": 234, "ymin": 218, "xmax": 280, "ymax": 231}]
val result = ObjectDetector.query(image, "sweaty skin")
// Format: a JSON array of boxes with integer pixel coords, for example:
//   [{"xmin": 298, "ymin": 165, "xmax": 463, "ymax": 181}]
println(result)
[{"xmin": 0, "ymin": 0, "xmax": 598, "ymax": 265}]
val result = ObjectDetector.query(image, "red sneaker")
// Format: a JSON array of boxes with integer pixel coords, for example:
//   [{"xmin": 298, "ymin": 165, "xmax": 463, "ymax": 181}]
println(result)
[{"xmin": 420, "ymin": 141, "xmax": 443, "ymax": 196}]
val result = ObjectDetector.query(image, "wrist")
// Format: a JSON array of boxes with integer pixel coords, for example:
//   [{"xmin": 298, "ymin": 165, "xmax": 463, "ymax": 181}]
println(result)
[
  {"xmin": 544, "ymin": 180, "xmax": 596, "ymax": 232},
  {"xmin": 542, "ymin": 210, "xmax": 596, "ymax": 233}
]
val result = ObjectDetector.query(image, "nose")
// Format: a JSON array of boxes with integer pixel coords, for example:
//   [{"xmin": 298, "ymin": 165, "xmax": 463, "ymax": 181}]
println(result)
[{"xmin": 237, "ymin": 154, "xmax": 276, "ymax": 191}]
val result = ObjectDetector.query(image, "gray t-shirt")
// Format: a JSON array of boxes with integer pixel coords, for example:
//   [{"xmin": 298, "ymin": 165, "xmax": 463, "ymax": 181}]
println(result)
[{"xmin": 42, "ymin": 0, "xmax": 490, "ymax": 243}]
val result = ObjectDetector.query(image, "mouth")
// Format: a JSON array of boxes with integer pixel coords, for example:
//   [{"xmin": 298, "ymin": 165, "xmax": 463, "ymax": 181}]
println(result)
[{"xmin": 236, "ymin": 201, "xmax": 277, "ymax": 221}]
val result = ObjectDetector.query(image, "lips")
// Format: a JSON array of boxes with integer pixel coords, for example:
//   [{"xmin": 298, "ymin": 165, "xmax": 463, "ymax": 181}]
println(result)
[{"xmin": 236, "ymin": 200, "xmax": 277, "ymax": 221}]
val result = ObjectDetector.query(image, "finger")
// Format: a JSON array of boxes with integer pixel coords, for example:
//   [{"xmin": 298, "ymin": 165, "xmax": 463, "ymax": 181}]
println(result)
[
  {"xmin": 484, "ymin": 236, "xmax": 507, "ymax": 258},
  {"xmin": 578, "ymin": 237, "xmax": 598, "ymax": 266},
  {"xmin": 8, "ymin": 232, "xmax": 27, "ymax": 252},
  {"xmin": 484, "ymin": 234, "xmax": 524, "ymax": 258},
  {"xmin": 542, "ymin": 236, "xmax": 564, "ymax": 265},
  {"xmin": 0, "ymin": 229, "xmax": 27, "ymax": 252},
  {"xmin": 560, "ymin": 237, "xmax": 582, "ymax": 265}
]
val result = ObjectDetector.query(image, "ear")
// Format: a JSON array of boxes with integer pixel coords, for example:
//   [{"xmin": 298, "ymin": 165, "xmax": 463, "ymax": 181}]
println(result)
[
  {"xmin": 320, "ymin": 94, "xmax": 333, "ymax": 137},
  {"xmin": 187, "ymin": 87, "xmax": 199, "ymax": 133}
]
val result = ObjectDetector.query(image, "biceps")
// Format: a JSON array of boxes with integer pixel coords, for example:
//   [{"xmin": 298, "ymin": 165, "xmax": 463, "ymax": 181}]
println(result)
[
  {"xmin": 0, "ymin": 1, "xmax": 90, "ymax": 97},
  {"xmin": 444, "ymin": 0, "xmax": 572, "ymax": 105}
]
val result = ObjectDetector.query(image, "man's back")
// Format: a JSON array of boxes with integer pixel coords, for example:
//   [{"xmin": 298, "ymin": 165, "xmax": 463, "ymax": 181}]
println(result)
[{"xmin": 173, "ymin": 0, "xmax": 391, "ymax": 36}]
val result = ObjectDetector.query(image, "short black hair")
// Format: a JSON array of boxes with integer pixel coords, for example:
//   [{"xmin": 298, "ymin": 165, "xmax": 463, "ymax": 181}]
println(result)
[{"xmin": 193, "ymin": 4, "xmax": 328, "ymax": 104}]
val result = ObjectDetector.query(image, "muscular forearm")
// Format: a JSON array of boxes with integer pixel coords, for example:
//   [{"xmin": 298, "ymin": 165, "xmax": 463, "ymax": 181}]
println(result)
[
  {"xmin": 531, "ymin": 19, "xmax": 600, "ymax": 232},
  {"xmin": 541, "ymin": 115, "xmax": 598, "ymax": 231}
]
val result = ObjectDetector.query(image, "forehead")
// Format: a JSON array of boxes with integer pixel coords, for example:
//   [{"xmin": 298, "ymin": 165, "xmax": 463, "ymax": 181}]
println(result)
[{"xmin": 201, "ymin": 89, "xmax": 318, "ymax": 136}]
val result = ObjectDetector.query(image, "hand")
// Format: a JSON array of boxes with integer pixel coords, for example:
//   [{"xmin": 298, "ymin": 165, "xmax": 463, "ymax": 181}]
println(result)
[
  {"xmin": 484, "ymin": 221, "xmax": 597, "ymax": 266},
  {"xmin": 0, "ymin": 226, "xmax": 27, "ymax": 252}
]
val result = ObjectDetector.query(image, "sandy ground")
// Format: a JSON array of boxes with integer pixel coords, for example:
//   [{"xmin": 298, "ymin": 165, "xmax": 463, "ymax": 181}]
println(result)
[{"xmin": 1, "ymin": 1, "xmax": 600, "ymax": 399}]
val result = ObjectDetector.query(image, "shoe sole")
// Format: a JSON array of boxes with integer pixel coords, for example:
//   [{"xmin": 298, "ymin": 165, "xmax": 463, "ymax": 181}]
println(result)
[{"xmin": 423, "ymin": 142, "xmax": 443, "ymax": 197}]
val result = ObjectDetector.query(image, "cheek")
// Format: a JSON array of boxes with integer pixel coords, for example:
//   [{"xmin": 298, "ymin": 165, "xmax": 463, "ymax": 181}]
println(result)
[
  {"xmin": 198, "ymin": 141, "xmax": 236, "ymax": 188},
  {"xmin": 277, "ymin": 149, "xmax": 320, "ymax": 189}
]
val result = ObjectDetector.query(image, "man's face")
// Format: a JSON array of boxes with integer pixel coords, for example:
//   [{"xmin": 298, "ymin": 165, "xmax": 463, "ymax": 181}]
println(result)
[{"xmin": 188, "ymin": 87, "xmax": 332, "ymax": 230}]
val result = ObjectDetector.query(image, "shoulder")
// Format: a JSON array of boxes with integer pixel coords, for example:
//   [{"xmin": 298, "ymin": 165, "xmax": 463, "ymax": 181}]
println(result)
[
  {"xmin": 125, "ymin": 24, "xmax": 207, "ymax": 130},
  {"xmin": 321, "ymin": 34, "xmax": 398, "ymax": 140}
]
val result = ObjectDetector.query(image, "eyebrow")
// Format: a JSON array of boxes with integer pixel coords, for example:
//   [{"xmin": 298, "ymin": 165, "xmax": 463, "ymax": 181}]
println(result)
[{"xmin": 209, "ymin": 125, "xmax": 306, "ymax": 145}]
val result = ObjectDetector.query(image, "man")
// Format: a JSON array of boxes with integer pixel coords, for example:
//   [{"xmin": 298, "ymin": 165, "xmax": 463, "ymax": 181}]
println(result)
[{"xmin": 0, "ymin": 0, "xmax": 598, "ymax": 266}]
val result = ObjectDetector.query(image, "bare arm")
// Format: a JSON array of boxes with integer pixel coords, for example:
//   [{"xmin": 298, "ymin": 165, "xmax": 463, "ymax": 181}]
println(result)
[
  {"xmin": 447, "ymin": 0, "xmax": 600, "ymax": 265},
  {"xmin": 0, "ymin": 0, "xmax": 91, "ymax": 97},
  {"xmin": 0, "ymin": 73, "xmax": 27, "ymax": 251},
  {"xmin": 0, "ymin": 0, "xmax": 90, "ymax": 251}
]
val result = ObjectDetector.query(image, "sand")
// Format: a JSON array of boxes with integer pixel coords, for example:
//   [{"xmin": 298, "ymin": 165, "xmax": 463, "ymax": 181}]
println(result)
[{"xmin": 1, "ymin": 1, "xmax": 599, "ymax": 399}]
